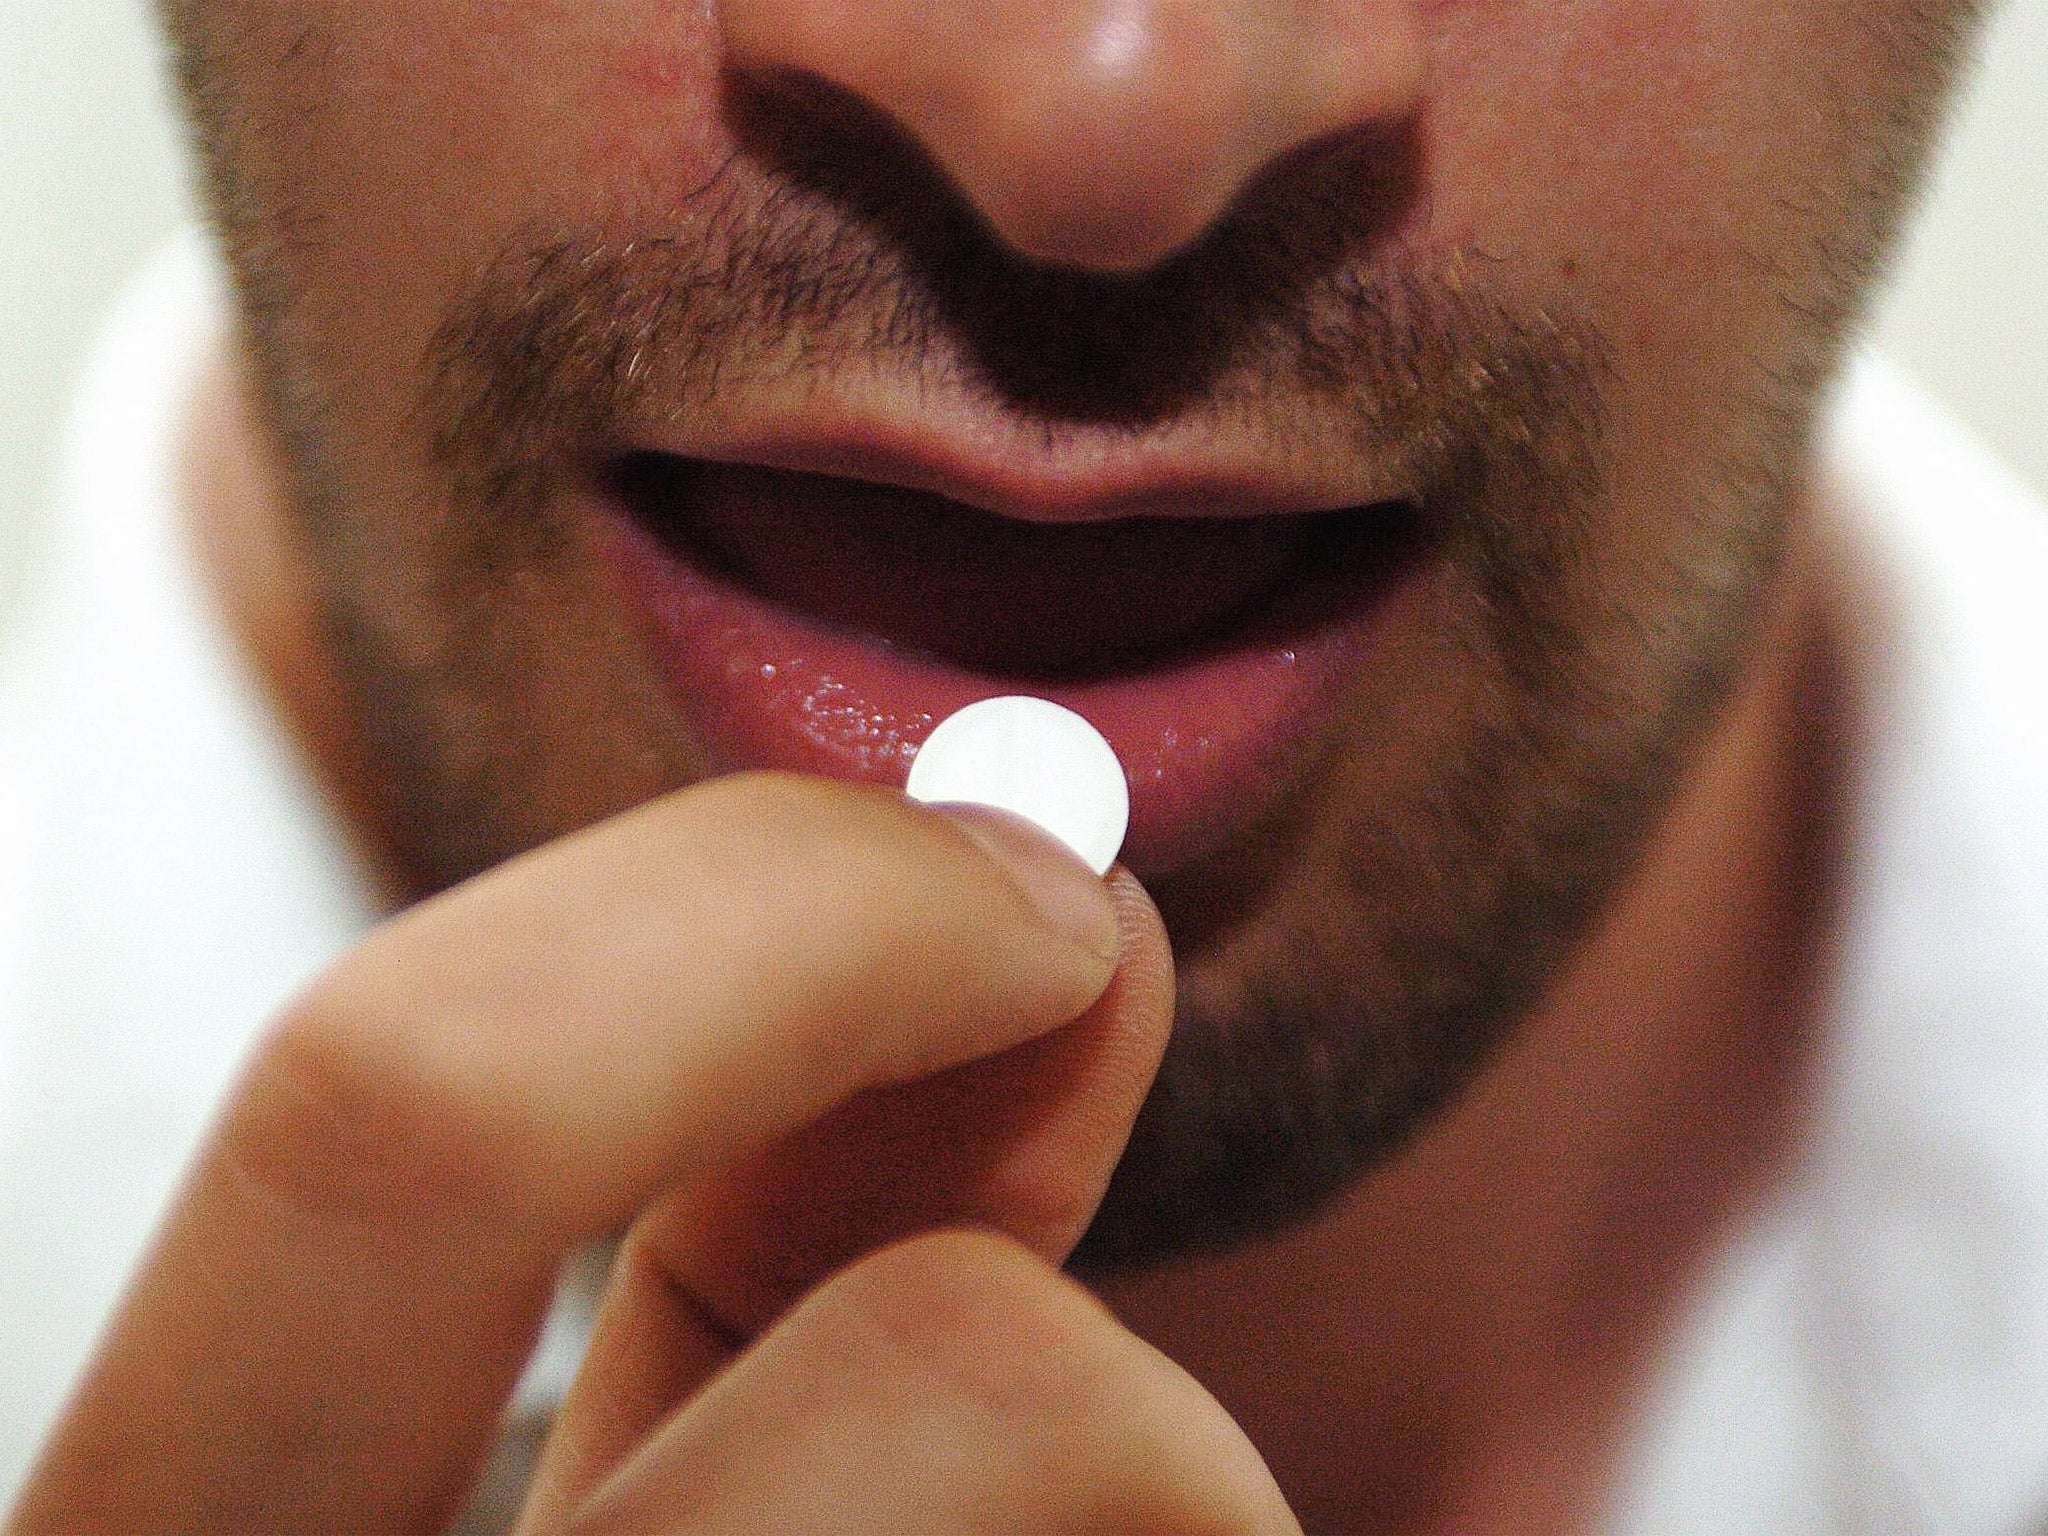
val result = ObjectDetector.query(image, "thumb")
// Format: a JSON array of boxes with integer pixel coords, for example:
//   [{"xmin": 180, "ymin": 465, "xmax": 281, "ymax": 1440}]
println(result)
[
  {"xmin": 517, "ymin": 832, "xmax": 1172, "ymax": 1530},
  {"xmin": 664, "ymin": 828, "xmax": 1175, "ymax": 1337}
]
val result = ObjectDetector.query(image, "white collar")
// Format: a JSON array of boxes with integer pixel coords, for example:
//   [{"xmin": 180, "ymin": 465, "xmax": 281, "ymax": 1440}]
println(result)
[
  {"xmin": 1608, "ymin": 355, "xmax": 2048, "ymax": 1534},
  {"xmin": 0, "ymin": 233, "xmax": 383, "ymax": 1489}
]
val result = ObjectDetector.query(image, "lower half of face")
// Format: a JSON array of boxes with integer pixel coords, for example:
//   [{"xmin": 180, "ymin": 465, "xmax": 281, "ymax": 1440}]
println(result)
[{"xmin": 164, "ymin": 0, "xmax": 1976, "ymax": 1267}]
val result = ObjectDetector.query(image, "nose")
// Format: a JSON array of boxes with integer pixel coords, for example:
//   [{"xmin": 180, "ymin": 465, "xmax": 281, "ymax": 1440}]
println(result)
[{"xmin": 720, "ymin": 0, "xmax": 1427, "ymax": 273}]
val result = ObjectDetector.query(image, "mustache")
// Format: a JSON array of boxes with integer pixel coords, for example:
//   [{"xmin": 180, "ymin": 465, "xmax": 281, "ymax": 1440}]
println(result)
[{"xmin": 421, "ymin": 81, "xmax": 1613, "ymax": 606}]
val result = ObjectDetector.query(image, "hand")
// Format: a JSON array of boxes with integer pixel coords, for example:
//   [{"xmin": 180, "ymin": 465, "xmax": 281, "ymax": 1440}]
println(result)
[{"xmin": 9, "ymin": 773, "xmax": 1296, "ymax": 1535}]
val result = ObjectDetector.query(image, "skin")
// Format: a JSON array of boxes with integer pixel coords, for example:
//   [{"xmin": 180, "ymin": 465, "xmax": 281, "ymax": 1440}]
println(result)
[{"xmin": 9, "ymin": 0, "xmax": 1977, "ymax": 1527}]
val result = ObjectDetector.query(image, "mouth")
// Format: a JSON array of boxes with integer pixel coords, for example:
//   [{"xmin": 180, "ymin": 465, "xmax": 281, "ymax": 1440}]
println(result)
[{"xmin": 584, "ymin": 449, "xmax": 1435, "ymax": 876}]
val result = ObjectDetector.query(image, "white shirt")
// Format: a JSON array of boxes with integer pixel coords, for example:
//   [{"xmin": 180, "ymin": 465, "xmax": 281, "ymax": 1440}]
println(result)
[
  {"xmin": 2, "ymin": 233, "xmax": 2046, "ymax": 1532},
  {"xmin": 1611, "ymin": 349, "xmax": 2048, "ymax": 1532}
]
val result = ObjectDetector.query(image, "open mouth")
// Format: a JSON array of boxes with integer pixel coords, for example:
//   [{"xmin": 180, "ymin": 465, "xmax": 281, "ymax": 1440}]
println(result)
[
  {"xmin": 588, "ymin": 450, "xmax": 1435, "ymax": 874},
  {"xmin": 609, "ymin": 453, "xmax": 1417, "ymax": 678}
]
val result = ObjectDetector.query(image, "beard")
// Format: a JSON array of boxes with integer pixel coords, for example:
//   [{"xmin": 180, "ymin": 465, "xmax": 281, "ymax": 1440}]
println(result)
[{"xmin": 183, "ymin": 83, "xmax": 1883, "ymax": 1271}]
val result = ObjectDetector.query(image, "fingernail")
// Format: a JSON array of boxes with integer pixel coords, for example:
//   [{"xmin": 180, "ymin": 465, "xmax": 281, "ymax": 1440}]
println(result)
[{"xmin": 935, "ymin": 803, "xmax": 1121, "ymax": 965}]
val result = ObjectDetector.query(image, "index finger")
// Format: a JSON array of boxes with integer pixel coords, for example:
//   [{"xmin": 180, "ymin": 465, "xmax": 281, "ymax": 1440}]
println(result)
[{"xmin": 8, "ymin": 772, "xmax": 1121, "ymax": 1536}]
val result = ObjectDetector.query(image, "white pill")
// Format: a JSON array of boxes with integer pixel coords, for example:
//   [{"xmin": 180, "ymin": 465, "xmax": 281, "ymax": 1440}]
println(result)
[{"xmin": 906, "ymin": 696, "xmax": 1130, "ymax": 876}]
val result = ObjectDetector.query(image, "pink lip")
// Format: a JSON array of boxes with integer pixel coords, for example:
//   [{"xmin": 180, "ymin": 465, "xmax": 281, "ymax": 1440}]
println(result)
[
  {"xmin": 666, "ymin": 413, "xmax": 1379, "ymax": 525},
  {"xmin": 581, "ymin": 469, "xmax": 1431, "ymax": 878}
]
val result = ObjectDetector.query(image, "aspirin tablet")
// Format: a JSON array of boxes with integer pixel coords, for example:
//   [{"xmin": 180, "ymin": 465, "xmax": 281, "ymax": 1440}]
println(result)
[{"xmin": 906, "ymin": 696, "xmax": 1129, "ymax": 876}]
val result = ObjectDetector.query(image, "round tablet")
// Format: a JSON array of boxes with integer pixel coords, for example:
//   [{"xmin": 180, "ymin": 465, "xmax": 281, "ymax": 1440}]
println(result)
[{"xmin": 905, "ymin": 696, "xmax": 1130, "ymax": 876}]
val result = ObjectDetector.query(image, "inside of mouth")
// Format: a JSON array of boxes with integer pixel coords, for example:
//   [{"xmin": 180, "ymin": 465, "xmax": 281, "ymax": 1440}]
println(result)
[{"xmin": 607, "ymin": 452, "xmax": 1423, "ymax": 679}]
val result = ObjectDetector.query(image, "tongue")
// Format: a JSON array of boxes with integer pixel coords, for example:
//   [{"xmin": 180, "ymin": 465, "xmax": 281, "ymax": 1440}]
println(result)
[{"xmin": 613, "ymin": 455, "xmax": 1343, "ymax": 677}]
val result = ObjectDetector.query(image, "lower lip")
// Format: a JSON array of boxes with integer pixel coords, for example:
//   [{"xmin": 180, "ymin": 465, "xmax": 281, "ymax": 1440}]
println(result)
[{"xmin": 584, "ymin": 485, "xmax": 1430, "ymax": 876}]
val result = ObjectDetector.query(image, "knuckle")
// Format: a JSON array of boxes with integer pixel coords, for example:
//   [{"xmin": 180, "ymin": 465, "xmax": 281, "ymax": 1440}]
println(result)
[
  {"xmin": 689, "ymin": 767, "xmax": 851, "ymax": 820},
  {"xmin": 827, "ymin": 1229, "xmax": 1128, "ymax": 1427},
  {"xmin": 802, "ymin": 1236, "xmax": 1294, "ymax": 1536},
  {"xmin": 671, "ymin": 773, "xmax": 922, "ymax": 941},
  {"xmin": 817, "ymin": 1231, "xmax": 1299, "ymax": 1535},
  {"xmin": 222, "ymin": 969, "xmax": 514, "ymax": 1231},
  {"xmin": 681, "ymin": 771, "xmax": 884, "ymax": 869}
]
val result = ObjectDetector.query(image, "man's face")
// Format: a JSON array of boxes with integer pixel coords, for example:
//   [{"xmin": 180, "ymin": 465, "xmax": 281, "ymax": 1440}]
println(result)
[{"xmin": 162, "ymin": 0, "xmax": 1972, "ymax": 1266}]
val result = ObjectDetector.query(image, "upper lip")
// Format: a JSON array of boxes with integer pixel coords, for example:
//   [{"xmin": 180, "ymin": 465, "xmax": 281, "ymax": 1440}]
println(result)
[{"xmin": 612, "ymin": 390, "xmax": 1417, "ymax": 524}]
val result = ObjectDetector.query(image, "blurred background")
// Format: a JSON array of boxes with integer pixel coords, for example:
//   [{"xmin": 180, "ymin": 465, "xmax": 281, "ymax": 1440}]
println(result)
[{"xmin": 1, "ymin": 0, "xmax": 2044, "ymax": 624}]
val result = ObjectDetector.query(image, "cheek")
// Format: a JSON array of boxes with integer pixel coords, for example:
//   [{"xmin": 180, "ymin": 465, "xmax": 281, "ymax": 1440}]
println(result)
[
  {"xmin": 1421, "ymin": 0, "xmax": 1829, "ymax": 318},
  {"xmin": 1414, "ymin": 0, "xmax": 1950, "ymax": 517}
]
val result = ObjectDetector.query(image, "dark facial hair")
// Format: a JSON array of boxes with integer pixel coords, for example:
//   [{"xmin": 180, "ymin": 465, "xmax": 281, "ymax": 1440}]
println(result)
[{"xmin": 180, "ymin": 75, "xmax": 1932, "ymax": 1268}]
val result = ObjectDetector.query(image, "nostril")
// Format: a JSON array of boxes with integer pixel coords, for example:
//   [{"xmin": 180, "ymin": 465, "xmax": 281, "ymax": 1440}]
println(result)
[
  {"xmin": 716, "ymin": 0, "xmax": 1429, "ymax": 275},
  {"xmin": 716, "ymin": 69, "xmax": 1422, "ymax": 421}
]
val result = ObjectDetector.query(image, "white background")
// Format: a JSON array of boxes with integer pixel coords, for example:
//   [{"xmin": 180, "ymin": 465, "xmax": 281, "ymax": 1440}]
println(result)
[{"xmin": 2, "ymin": 0, "xmax": 2044, "ymax": 621}]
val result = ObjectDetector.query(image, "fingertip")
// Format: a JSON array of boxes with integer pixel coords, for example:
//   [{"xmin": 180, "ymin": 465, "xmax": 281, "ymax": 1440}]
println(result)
[
  {"xmin": 930, "ymin": 803, "xmax": 1123, "ymax": 971},
  {"xmin": 1104, "ymin": 865, "xmax": 1175, "ymax": 1064}
]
